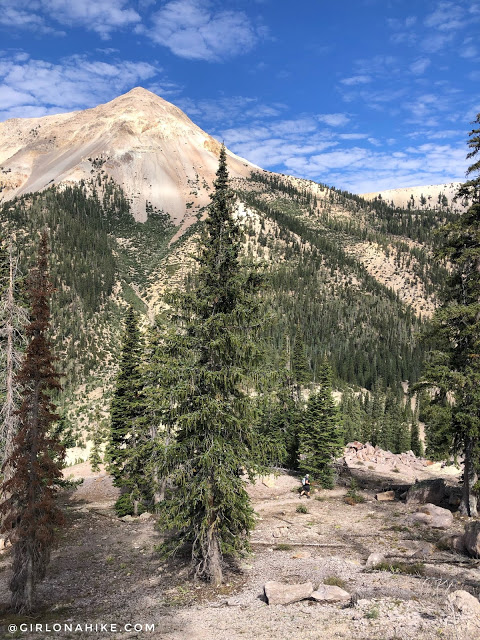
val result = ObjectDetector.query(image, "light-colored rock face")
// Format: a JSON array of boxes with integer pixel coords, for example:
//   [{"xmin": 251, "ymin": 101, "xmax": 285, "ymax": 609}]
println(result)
[
  {"xmin": 361, "ymin": 182, "xmax": 467, "ymax": 211},
  {"xmin": 0, "ymin": 87, "xmax": 255, "ymax": 222}
]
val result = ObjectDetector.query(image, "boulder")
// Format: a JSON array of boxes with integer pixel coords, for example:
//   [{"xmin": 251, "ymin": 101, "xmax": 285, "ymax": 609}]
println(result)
[
  {"xmin": 120, "ymin": 515, "xmax": 135, "ymax": 522},
  {"xmin": 264, "ymin": 581, "xmax": 314, "ymax": 605},
  {"xmin": 375, "ymin": 490, "xmax": 395, "ymax": 501},
  {"xmin": 311, "ymin": 585, "xmax": 350, "ymax": 603},
  {"xmin": 438, "ymin": 534, "xmax": 466, "ymax": 553},
  {"xmin": 420, "ymin": 503, "xmax": 453, "ymax": 528},
  {"xmin": 346, "ymin": 441, "xmax": 364, "ymax": 451},
  {"xmin": 463, "ymin": 521, "xmax": 480, "ymax": 557},
  {"xmin": 139, "ymin": 511, "xmax": 153, "ymax": 520},
  {"xmin": 410, "ymin": 503, "xmax": 453, "ymax": 529},
  {"xmin": 447, "ymin": 590, "xmax": 480, "ymax": 616},
  {"xmin": 366, "ymin": 552, "xmax": 385, "ymax": 568},
  {"xmin": 406, "ymin": 479, "xmax": 446, "ymax": 506}
]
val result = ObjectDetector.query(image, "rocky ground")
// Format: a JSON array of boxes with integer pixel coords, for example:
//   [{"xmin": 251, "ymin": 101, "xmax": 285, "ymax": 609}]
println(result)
[{"xmin": 1, "ymin": 457, "xmax": 479, "ymax": 640}]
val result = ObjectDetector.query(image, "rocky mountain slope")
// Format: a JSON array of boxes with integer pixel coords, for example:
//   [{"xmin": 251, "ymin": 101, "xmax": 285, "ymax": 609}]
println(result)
[
  {"xmin": 0, "ymin": 87, "xmax": 255, "ymax": 224},
  {"xmin": 361, "ymin": 182, "xmax": 466, "ymax": 211},
  {"xmin": 0, "ymin": 88, "xmax": 460, "ymax": 436}
]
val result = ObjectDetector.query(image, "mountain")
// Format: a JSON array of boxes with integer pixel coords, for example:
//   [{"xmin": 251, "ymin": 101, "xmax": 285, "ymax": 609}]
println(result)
[
  {"xmin": 0, "ymin": 87, "xmax": 255, "ymax": 226},
  {"xmin": 0, "ymin": 88, "xmax": 459, "ymax": 446}
]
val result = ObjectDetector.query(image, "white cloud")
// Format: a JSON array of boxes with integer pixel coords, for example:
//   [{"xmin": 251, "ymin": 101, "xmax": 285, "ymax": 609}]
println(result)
[
  {"xmin": 0, "ymin": 53, "xmax": 160, "ymax": 121},
  {"xmin": 340, "ymin": 75, "xmax": 372, "ymax": 86},
  {"xmin": 0, "ymin": 0, "xmax": 140, "ymax": 38},
  {"xmin": 317, "ymin": 113, "xmax": 350, "ymax": 127},
  {"xmin": 148, "ymin": 0, "xmax": 260, "ymax": 61},
  {"xmin": 410, "ymin": 57, "xmax": 431, "ymax": 75}
]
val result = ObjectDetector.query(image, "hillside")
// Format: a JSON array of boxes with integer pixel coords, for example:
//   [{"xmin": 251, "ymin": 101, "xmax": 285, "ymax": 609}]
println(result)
[
  {"xmin": 0, "ymin": 88, "xmax": 458, "ymax": 441},
  {"xmin": 361, "ymin": 182, "xmax": 467, "ymax": 212}
]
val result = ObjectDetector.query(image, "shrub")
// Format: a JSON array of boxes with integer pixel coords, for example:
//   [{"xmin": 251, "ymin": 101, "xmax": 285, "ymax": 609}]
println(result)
[
  {"xmin": 114, "ymin": 493, "xmax": 147, "ymax": 517},
  {"xmin": 323, "ymin": 576, "xmax": 346, "ymax": 588},
  {"xmin": 296, "ymin": 504, "xmax": 309, "ymax": 514}
]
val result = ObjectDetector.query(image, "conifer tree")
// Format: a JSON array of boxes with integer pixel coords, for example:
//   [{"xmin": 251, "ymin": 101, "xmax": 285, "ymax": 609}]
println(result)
[
  {"xmin": 159, "ymin": 145, "xmax": 268, "ymax": 585},
  {"xmin": 420, "ymin": 115, "xmax": 480, "ymax": 514},
  {"xmin": 106, "ymin": 305, "xmax": 148, "ymax": 514},
  {"xmin": 298, "ymin": 358, "xmax": 342, "ymax": 488},
  {"xmin": 292, "ymin": 326, "xmax": 311, "ymax": 390},
  {"xmin": 0, "ymin": 231, "xmax": 64, "ymax": 614},
  {"xmin": 0, "ymin": 239, "xmax": 28, "ymax": 486}
]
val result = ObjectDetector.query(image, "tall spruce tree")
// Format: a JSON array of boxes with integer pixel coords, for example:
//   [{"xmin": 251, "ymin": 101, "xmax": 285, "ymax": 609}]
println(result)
[
  {"xmin": 0, "ymin": 231, "xmax": 64, "ymax": 613},
  {"xmin": 159, "ymin": 145, "xmax": 268, "ymax": 585},
  {"xmin": 106, "ymin": 305, "xmax": 149, "ymax": 514},
  {"xmin": 292, "ymin": 327, "xmax": 311, "ymax": 390},
  {"xmin": 298, "ymin": 358, "xmax": 342, "ymax": 488},
  {"xmin": 419, "ymin": 115, "xmax": 480, "ymax": 515}
]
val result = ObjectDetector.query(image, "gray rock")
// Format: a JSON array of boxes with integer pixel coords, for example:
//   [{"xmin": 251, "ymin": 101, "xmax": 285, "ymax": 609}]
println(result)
[
  {"xmin": 463, "ymin": 521, "xmax": 480, "ymax": 557},
  {"xmin": 311, "ymin": 585, "xmax": 350, "ymax": 603},
  {"xmin": 375, "ymin": 490, "xmax": 395, "ymax": 501},
  {"xmin": 120, "ymin": 515, "xmax": 135, "ymax": 522},
  {"xmin": 438, "ymin": 534, "xmax": 465, "ymax": 553},
  {"xmin": 366, "ymin": 552, "xmax": 385, "ymax": 568},
  {"xmin": 139, "ymin": 512, "xmax": 153, "ymax": 520},
  {"xmin": 419, "ymin": 503, "xmax": 453, "ymax": 528},
  {"xmin": 264, "ymin": 581, "xmax": 314, "ymax": 605},
  {"xmin": 406, "ymin": 478, "xmax": 446, "ymax": 506},
  {"xmin": 447, "ymin": 590, "xmax": 480, "ymax": 616},
  {"xmin": 396, "ymin": 540, "xmax": 435, "ymax": 558}
]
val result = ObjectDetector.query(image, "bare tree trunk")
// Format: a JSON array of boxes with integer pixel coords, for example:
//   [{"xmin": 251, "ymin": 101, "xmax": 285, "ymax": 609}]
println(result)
[
  {"xmin": 206, "ymin": 527, "xmax": 222, "ymax": 587},
  {"xmin": 459, "ymin": 437, "xmax": 478, "ymax": 517}
]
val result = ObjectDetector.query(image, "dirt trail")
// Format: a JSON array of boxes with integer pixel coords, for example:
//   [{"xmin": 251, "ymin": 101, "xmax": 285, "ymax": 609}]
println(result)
[{"xmin": 1, "ymin": 463, "xmax": 479, "ymax": 640}]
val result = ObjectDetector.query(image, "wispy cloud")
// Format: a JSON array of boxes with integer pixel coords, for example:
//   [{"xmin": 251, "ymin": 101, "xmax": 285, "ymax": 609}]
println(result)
[
  {"xmin": 410, "ymin": 57, "xmax": 431, "ymax": 75},
  {"xmin": 0, "ymin": 0, "xmax": 141, "ymax": 39},
  {"xmin": 340, "ymin": 75, "xmax": 372, "ymax": 86},
  {"xmin": 147, "ymin": 0, "xmax": 263, "ymax": 61},
  {"xmin": 0, "ymin": 52, "xmax": 160, "ymax": 120}
]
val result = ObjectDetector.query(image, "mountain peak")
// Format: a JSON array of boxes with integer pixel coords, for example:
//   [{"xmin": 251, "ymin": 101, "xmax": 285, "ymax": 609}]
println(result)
[{"xmin": 0, "ymin": 88, "xmax": 255, "ymax": 223}]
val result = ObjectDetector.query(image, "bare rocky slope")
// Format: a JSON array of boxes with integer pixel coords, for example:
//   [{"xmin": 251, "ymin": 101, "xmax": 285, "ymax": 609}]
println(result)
[
  {"xmin": 0, "ymin": 87, "xmax": 255, "ymax": 224},
  {"xmin": 361, "ymin": 182, "xmax": 466, "ymax": 211}
]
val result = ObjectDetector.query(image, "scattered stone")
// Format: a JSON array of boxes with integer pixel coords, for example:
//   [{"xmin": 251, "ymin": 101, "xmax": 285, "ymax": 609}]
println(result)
[
  {"xmin": 375, "ymin": 490, "xmax": 395, "ymax": 501},
  {"xmin": 264, "ymin": 581, "xmax": 314, "ymax": 605},
  {"xmin": 272, "ymin": 526, "xmax": 289, "ymax": 538},
  {"xmin": 226, "ymin": 597, "xmax": 243, "ymax": 606},
  {"xmin": 463, "ymin": 520, "xmax": 480, "ymax": 557},
  {"xmin": 310, "ymin": 585, "xmax": 350, "ymax": 603},
  {"xmin": 406, "ymin": 479, "xmax": 446, "ymax": 506},
  {"xmin": 446, "ymin": 590, "xmax": 480, "ymax": 616},
  {"xmin": 366, "ymin": 552, "xmax": 385, "ymax": 568}
]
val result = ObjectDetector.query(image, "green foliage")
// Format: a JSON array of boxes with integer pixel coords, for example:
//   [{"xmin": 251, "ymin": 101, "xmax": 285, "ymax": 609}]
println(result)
[
  {"xmin": 114, "ymin": 493, "xmax": 146, "ymax": 517},
  {"xmin": 296, "ymin": 504, "xmax": 309, "ymax": 514},
  {"xmin": 105, "ymin": 305, "xmax": 152, "ymax": 513},
  {"xmin": 344, "ymin": 478, "xmax": 365, "ymax": 504},
  {"xmin": 157, "ymin": 146, "xmax": 271, "ymax": 584},
  {"xmin": 298, "ymin": 358, "xmax": 342, "ymax": 488},
  {"xmin": 238, "ymin": 174, "xmax": 427, "ymax": 390}
]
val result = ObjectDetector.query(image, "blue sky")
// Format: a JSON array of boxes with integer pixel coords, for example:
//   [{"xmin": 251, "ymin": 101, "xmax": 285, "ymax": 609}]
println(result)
[{"xmin": 0, "ymin": 0, "xmax": 479, "ymax": 193}]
